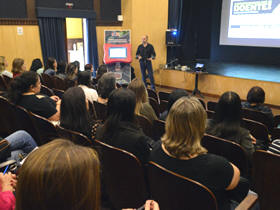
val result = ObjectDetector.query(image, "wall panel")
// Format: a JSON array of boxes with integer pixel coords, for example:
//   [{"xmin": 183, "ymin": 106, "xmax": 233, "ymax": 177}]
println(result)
[{"xmin": 0, "ymin": 25, "xmax": 43, "ymax": 71}]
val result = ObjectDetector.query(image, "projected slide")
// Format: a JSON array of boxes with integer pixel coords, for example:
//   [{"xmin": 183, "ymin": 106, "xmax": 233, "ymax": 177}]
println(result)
[
  {"xmin": 229, "ymin": 0, "xmax": 280, "ymax": 39},
  {"xmin": 220, "ymin": 0, "xmax": 280, "ymax": 47}
]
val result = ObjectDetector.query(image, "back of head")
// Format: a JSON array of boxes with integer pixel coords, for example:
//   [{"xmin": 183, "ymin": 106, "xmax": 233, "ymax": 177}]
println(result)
[
  {"xmin": 78, "ymin": 71, "xmax": 91, "ymax": 86},
  {"xmin": 247, "ymin": 86, "xmax": 265, "ymax": 104},
  {"xmin": 66, "ymin": 63, "xmax": 77, "ymax": 80},
  {"xmin": 73, "ymin": 61, "xmax": 80, "ymax": 71},
  {"xmin": 85, "ymin": 64, "xmax": 93, "ymax": 71},
  {"xmin": 167, "ymin": 89, "xmax": 189, "ymax": 111},
  {"xmin": 102, "ymin": 88, "xmax": 136, "ymax": 138},
  {"xmin": 97, "ymin": 72, "xmax": 116, "ymax": 99},
  {"xmin": 45, "ymin": 57, "xmax": 56, "ymax": 70},
  {"xmin": 16, "ymin": 139, "xmax": 100, "ymax": 210},
  {"xmin": 128, "ymin": 78, "xmax": 148, "ymax": 104},
  {"xmin": 215, "ymin": 91, "xmax": 242, "ymax": 124},
  {"xmin": 12, "ymin": 58, "xmax": 24, "ymax": 74},
  {"xmin": 60, "ymin": 87, "xmax": 91, "ymax": 138},
  {"xmin": 0, "ymin": 56, "xmax": 5, "ymax": 72},
  {"xmin": 96, "ymin": 65, "xmax": 107, "ymax": 81},
  {"xmin": 8, "ymin": 71, "xmax": 38, "ymax": 104},
  {"xmin": 30, "ymin": 58, "xmax": 43, "ymax": 72},
  {"xmin": 163, "ymin": 97, "xmax": 207, "ymax": 158},
  {"xmin": 57, "ymin": 61, "xmax": 67, "ymax": 74}
]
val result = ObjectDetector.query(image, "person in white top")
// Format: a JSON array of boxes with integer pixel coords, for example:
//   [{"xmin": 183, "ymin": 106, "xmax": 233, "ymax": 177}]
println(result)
[
  {"xmin": 0, "ymin": 56, "xmax": 13, "ymax": 78},
  {"xmin": 77, "ymin": 71, "xmax": 98, "ymax": 103}
]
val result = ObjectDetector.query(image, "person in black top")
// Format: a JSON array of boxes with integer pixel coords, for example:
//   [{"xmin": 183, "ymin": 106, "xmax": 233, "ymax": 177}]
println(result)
[
  {"xmin": 7, "ymin": 71, "xmax": 60, "ymax": 121},
  {"xmin": 150, "ymin": 97, "xmax": 244, "ymax": 210},
  {"xmin": 242, "ymin": 86, "xmax": 273, "ymax": 126},
  {"xmin": 95, "ymin": 88, "xmax": 153, "ymax": 163},
  {"xmin": 136, "ymin": 35, "xmax": 156, "ymax": 90}
]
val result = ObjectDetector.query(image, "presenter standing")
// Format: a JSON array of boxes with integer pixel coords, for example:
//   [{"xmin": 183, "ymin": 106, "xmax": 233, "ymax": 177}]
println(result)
[{"xmin": 136, "ymin": 35, "xmax": 156, "ymax": 90}]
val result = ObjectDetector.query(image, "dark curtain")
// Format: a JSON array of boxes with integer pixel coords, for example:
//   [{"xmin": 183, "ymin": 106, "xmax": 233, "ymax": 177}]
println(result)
[
  {"xmin": 167, "ymin": 0, "xmax": 183, "ymax": 64},
  {"xmin": 167, "ymin": 0, "xmax": 213, "ymax": 65},
  {"xmin": 38, "ymin": 17, "xmax": 67, "ymax": 65},
  {"xmin": 87, "ymin": 18, "xmax": 99, "ymax": 72}
]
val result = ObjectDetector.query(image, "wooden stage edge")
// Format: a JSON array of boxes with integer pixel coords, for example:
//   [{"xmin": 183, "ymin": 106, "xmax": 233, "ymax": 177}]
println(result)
[{"xmin": 153, "ymin": 69, "xmax": 280, "ymax": 108}]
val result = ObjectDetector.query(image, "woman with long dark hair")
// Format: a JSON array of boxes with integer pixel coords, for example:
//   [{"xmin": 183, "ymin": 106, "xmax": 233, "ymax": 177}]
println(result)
[
  {"xmin": 29, "ymin": 58, "xmax": 43, "ymax": 74},
  {"xmin": 206, "ymin": 91, "xmax": 255, "ymax": 157},
  {"xmin": 95, "ymin": 88, "xmax": 153, "ymax": 163},
  {"xmin": 7, "ymin": 71, "xmax": 60, "ymax": 121},
  {"xmin": 60, "ymin": 87, "xmax": 93, "ymax": 139}
]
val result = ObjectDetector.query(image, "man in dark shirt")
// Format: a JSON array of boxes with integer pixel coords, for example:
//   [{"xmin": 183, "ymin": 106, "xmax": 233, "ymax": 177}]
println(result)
[{"xmin": 136, "ymin": 35, "xmax": 156, "ymax": 90}]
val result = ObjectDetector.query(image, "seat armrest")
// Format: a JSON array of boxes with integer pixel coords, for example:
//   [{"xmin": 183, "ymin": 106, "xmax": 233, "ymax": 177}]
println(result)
[{"xmin": 236, "ymin": 194, "xmax": 258, "ymax": 210}]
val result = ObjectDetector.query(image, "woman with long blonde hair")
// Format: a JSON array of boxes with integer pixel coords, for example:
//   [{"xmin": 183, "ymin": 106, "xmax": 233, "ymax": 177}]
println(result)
[
  {"xmin": 150, "ymin": 97, "xmax": 243, "ymax": 210},
  {"xmin": 128, "ymin": 78, "xmax": 157, "ymax": 122},
  {"xmin": 16, "ymin": 139, "xmax": 100, "ymax": 210}
]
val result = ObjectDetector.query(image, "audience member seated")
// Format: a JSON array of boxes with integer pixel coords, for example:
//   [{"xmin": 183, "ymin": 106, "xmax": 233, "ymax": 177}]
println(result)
[
  {"xmin": 73, "ymin": 60, "xmax": 80, "ymax": 73},
  {"xmin": 29, "ymin": 58, "xmax": 43, "ymax": 74},
  {"xmin": 78, "ymin": 71, "xmax": 98, "ymax": 103},
  {"xmin": 55, "ymin": 61, "xmax": 67, "ymax": 80},
  {"xmin": 60, "ymin": 87, "xmax": 95, "ymax": 140},
  {"xmin": 65, "ymin": 62, "xmax": 78, "ymax": 82},
  {"xmin": 128, "ymin": 78, "xmax": 157, "ymax": 122},
  {"xmin": 11, "ymin": 58, "xmax": 26, "ymax": 78},
  {"xmin": 150, "ymin": 96, "xmax": 246, "ymax": 210},
  {"xmin": 160, "ymin": 89, "xmax": 189, "ymax": 121},
  {"xmin": 0, "ymin": 172, "xmax": 16, "ymax": 210},
  {"xmin": 2, "ymin": 130, "xmax": 37, "ymax": 162},
  {"xmin": 44, "ymin": 57, "xmax": 57, "ymax": 76},
  {"xmin": 95, "ymin": 88, "xmax": 153, "ymax": 163},
  {"xmin": 268, "ymin": 139, "xmax": 280, "ymax": 155},
  {"xmin": 96, "ymin": 64, "xmax": 108, "ymax": 81},
  {"xmin": 0, "ymin": 56, "xmax": 13, "ymax": 78},
  {"xmin": 97, "ymin": 72, "xmax": 116, "ymax": 104},
  {"xmin": 206, "ymin": 91, "xmax": 255, "ymax": 159},
  {"xmin": 7, "ymin": 71, "xmax": 60, "ymax": 121},
  {"xmin": 242, "ymin": 86, "xmax": 273, "ymax": 123},
  {"xmin": 15, "ymin": 139, "xmax": 101, "ymax": 210},
  {"xmin": 85, "ymin": 64, "xmax": 94, "ymax": 74}
]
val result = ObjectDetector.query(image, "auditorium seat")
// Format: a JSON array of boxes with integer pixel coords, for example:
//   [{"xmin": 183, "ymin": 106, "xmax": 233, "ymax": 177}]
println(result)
[
  {"xmin": 271, "ymin": 127, "xmax": 280, "ymax": 141},
  {"xmin": 2, "ymin": 75, "xmax": 12, "ymax": 87},
  {"xmin": 252, "ymin": 150, "xmax": 280, "ymax": 210},
  {"xmin": 149, "ymin": 97, "xmax": 160, "ymax": 118},
  {"xmin": 93, "ymin": 101, "xmax": 107, "ymax": 122},
  {"xmin": 0, "ymin": 76, "xmax": 7, "ymax": 91},
  {"xmin": 94, "ymin": 140, "xmax": 148, "ymax": 209},
  {"xmin": 147, "ymin": 88, "xmax": 159, "ymax": 102},
  {"xmin": 40, "ymin": 85, "xmax": 54, "ymax": 97},
  {"xmin": 273, "ymin": 115, "xmax": 280, "ymax": 127},
  {"xmin": 207, "ymin": 101, "xmax": 217, "ymax": 111},
  {"xmin": 241, "ymin": 118, "xmax": 270, "ymax": 149},
  {"xmin": 152, "ymin": 119, "xmax": 165, "ymax": 141},
  {"xmin": 53, "ymin": 76, "xmax": 66, "ymax": 90},
  {"xmin": 159, "ymin": 99, "xmax": 168, "ymax": 114},
  {"xmin": 148, "ymin": 161, "xmax": 257, "ymax": 210},
  {"xmin": 52, "ymin": 88, "xmax": 64, "ymax": 99},
  {"xmin": 147, "ymin": 161, "xmax": 218, "ymax": 210},
  {"xmin": 158, "ymin": 91, "xmax": 170, "ymax": 101},
  {"xmin": 56, "ymin": 126, "xmax": 92, "ymax": 146},
  {"xmin": 29, "ymin": 112, "xmax": 58, "ymax": 145},
  {"xmin": 136, "ymin": 115, "xmax": 153, "ymax": 139},
  {"xmin": 198, "ymin": 98, "xmax": 206, "ymax": 109},
  {"xmin": 242, "ymin": 108, "xmax": 273, "ymax": 130},
  {"xmin": 202, "ymin": 134, "xmax": 249, "ymax": 177},
  {"xmin": 41, "ymin": 74, "xmax": 54, "ymax": 89}
]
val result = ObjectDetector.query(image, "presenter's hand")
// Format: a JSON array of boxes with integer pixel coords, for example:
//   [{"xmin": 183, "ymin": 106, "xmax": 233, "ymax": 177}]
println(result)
[
  {"xmin": 138, "ymin": 56, "xmax": 142, "ymax": 60},
  {"xmin": 147, "ymin": 58, "xmax": 152, "ymax": 61}
]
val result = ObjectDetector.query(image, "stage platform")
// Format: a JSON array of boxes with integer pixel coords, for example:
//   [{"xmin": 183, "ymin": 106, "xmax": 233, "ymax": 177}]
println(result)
[
  {"xmin": 153, "ymin": 61, "xmax": 280, "ymax": 106},
  {"xmin": 204, "ymin": 61, "xmax": 280, "ymax": 83}
]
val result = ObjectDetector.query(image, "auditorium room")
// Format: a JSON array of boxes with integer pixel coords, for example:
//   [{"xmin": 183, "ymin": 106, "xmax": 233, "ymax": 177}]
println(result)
[{"xmin": 0, "ymin": 0, "xmax": 279, "ymax": 209}]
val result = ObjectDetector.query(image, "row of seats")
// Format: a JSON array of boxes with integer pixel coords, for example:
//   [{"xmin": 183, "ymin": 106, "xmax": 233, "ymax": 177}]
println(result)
[{"xmin": 95, "ymin": 139, "xmax": 280, "ymax": 210}]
